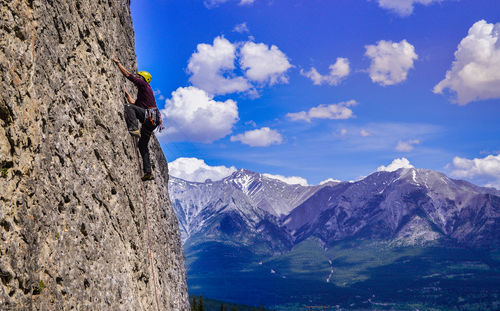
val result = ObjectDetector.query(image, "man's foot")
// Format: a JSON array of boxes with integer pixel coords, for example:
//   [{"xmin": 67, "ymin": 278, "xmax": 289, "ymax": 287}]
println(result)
[
  {"xmin": 142, "ymin": 173, "xmax": 154, "ymax": 181},
  {"xmin": 129, "ymin": 130, "xmax": 141, "ymax": 138}
]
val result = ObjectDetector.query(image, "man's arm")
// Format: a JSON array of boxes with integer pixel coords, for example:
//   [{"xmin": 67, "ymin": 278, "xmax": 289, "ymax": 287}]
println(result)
[
  {"xmin": 113, "ymin": 57, "xmax": 131, "ymax": 77},
  {"xmin": 123, "ymin": 87, "xmax": 135, "ymax": 104}
]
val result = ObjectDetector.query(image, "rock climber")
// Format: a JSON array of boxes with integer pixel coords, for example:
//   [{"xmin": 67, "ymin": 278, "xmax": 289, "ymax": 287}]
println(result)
[{"xmin": 113, "ymin": 57, "xmax": 162, "ymax": 181}]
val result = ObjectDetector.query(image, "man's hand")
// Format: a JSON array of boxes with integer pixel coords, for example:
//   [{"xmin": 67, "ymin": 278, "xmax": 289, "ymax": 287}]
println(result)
[
  {"xmin": 123, "ymin": 87, "xmax": 131, "ymax": 97},
  {"xmin": 123, "ymin": 87, "xmax": 135, "ymax": 104},
  {"xmin": 113, "ymin": 57, "xmax": 131, "ymax": 77}
]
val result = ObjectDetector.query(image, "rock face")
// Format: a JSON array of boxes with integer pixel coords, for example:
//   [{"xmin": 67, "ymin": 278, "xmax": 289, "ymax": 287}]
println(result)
[{"xmin": 0, "ymin": 0, "xmax": 189, "ymax": 310}]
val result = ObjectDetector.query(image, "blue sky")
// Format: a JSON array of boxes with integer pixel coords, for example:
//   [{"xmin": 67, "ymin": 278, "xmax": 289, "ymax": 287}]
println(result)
[{"xmin": 130, "ymin": 0, "xmax": 500, "ymax": 188}]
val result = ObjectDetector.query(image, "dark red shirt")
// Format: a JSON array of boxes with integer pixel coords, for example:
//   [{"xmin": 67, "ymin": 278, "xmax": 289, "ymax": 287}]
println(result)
[{"xmin": 127, "ymin": 74, "xmax": 157, "ymax": 109}]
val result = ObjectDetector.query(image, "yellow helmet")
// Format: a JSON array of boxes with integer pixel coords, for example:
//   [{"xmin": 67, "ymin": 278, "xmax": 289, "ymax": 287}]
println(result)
[{"xmin": 137, "ymin": 71, "xmax": 152, "ymax": 83}]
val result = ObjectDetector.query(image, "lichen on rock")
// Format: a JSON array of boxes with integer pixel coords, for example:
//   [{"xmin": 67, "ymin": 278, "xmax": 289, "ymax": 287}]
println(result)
[{"xmin": 0, "ymin": 0, "xmax": 189, "ymax": 309}]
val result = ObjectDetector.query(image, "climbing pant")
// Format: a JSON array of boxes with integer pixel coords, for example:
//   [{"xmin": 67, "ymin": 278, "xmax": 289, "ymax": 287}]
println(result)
[{"xmin": 124, "ymin": 104, "xmax": 157, "ymax": 175}]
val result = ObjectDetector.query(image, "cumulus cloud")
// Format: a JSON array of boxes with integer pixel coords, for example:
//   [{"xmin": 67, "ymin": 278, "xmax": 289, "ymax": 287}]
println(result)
[
  {"xmin": 169, "ymin": 157, "xmax": 237, "ymax": 182},
  {"xmin": 319, "ymin": 178, "xmax": 341, "ymax": 185},
  {"xmin": 187, "ymin": 36, "xmax": 251, "ymax": 95},
  {"xmin": 360, "ymin": 129, "xmax": 372, "ymax": 137},
  {"xmin": 287, "ymin": 100, "xmax": 358, "ymax": 122},
  {"xmin": 449, "ymin": 154, "xmax": 500, "ymax": 189},
  {"xmin": 239, "ymin": 41, "xmax": 293, "ymax": 85},
  {"xmin": 374, "ymin": 0, "xmax": 448, "ymax": 17},
  {"xmin": 263, "ymin": 173, "xmax": 309, "ymax": 186},
  {"xmin": 161, "ymin": 86, "xmax": 239, "ymax": 143},
  {"xmin": 233, "ymin": 22, "xmax": 250, "ymax": 33},
  {"xmin": 230, "ymin": 127, "xmax": 283, "ymax": 147},
  {"xmin": 396, "ymin": 139, "xmax": 420, "ymax": 152},
  {"xmin": 433, "ymin": 20, "xmax": 500, "ymax": 105},
  {"xmin": 365, "ymin": 39, "xmax": 418, "ymax": 86},
  {"xmin": 301, "ymin": 57, "xmax": 350, "ymax": 86},
  {"xmin": 187, "ymin": 37, "xmax": 292, "ymax": 95},
  {"xmin": 377, "ymin": 158, "xmax": 414, "ymax": 172}
]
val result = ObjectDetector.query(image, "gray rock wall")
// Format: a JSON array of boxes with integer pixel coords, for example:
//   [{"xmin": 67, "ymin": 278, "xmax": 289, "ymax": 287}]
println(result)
[{"xmin": 0, "ymin": 0, "xmax": 189, "ymax": 309}]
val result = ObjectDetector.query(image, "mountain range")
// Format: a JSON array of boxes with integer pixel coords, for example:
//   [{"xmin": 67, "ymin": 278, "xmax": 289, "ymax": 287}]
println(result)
[
  {"xmin": 170, "ymin": 168, "xmax": 500, "ymax": 250},
  {"xmin": 168, "ymin": 168, "xmax": 500, "ymax": 310}
]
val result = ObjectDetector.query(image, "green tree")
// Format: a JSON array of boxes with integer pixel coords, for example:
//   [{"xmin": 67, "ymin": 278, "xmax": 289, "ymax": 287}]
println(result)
[
  {"xmin": 191, "ymin": 296, "xmax": 197, "ymax": 311},
  {"xmin": 220, "ymin": 304, "xmax": 224, "ymax": 311},
  {"xmin": 199, "ymin": 295, "xmax": 205, "ymax": 311},
  {"xmin": 231, "ymin": 306, "xmax": 238, "ymax": 311}
]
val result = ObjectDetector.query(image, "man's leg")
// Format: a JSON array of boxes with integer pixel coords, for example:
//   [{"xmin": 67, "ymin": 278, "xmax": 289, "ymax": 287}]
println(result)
[
  {"xmin": 124, "ymin": 104, "xmax": 145, "ymax": 131},
  {"xmin": 138, "ymin": 122, "xmax": 156, "ymax": 177}
]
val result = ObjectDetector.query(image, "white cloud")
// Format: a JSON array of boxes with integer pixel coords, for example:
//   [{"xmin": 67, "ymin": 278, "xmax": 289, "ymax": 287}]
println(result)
[
  {"xmin": 377, "ymin": 158, "xmax": 414, "ymax": 172},
  {"xmin": 319, "ymin": 178, "xmax": 341, "ymax": 185},
  {"xmin": 204, "ymin": 0, "xmax": 255, "ymax": 7},
  {"xmin": 433, "ymin": 20, "xmax": 500, "ymax": 105},
  {"xmin": 233, "ymin": 22, "xmax": 250, "ymax": 33},
  {"xmin": 340, "ymin": 128, "xmax": 348, "ymax": 136},
  {"xmin": 240, "ymin": 41, "xmax": 293, "ymax": 85},
  {"xmin": 365, "ymin": 39, "xmax": 418, "ymax": 86},
  {"xmin": 153, "ymin": 89, "xmax": 165, "ymax": 100},
  {"xmin": 263, "ymin": 173, "xmax": 309, "ymax": 186},
  {"xmin": 360, "ymin": 129, "xmax": 372, "ymax": 137},
  {"xmin": 396, "ymin": 139, "xmax": 420, "ymax": 152},
  {"xmin": 375, "ymin": 0, "xmax": 447, "ymax": 17},
  {"xmin": 287, "ymin": 100, "xmax": 358, "ymax": 122},
  {"xmin": 230, "ymin": 127, "xmax": 283, "ymax": 147},
  {"xmin": 187, "ymin": 37, "xmax": 292, "ymax": 95},
  {"xmin": 245, "ymin": 120, "xmax": 257, "ymax": 127},
  {"xmin": 301, "ymin": 57, "xmax": 350, "ymax": 86},
  {"xmin": 169, "ymin": 157, "xmax": 237, "ymax": 182},
  {"xmin": 449, "ymin": 154, "xmax": 500, "ymax": 189},
  {"xmin": 187, "ymin": 36, "xmax": 251, "ymax": 95},
  {"xmin": 239, "ymin": 0, "xmax": 255, "ymax": 5},
  {"xmin": 203, "ymin": 0, "xmax": 230, "ymax": 8},
  {"xmin": 161, "ymin": 86, "xmax": 239, "ymax": 143}
]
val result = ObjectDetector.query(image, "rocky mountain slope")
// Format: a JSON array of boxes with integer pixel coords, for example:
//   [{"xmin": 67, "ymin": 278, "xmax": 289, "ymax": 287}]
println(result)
[
  {"xmin": 0, "ymin": 0, "xmax": 188, "ymax": 309},
  {"xmin": 169, "ymin": 169, "xmax": 321, "ymax": 252},
  {"xmin": 284, "ymin": 168, "xmax": 500, "ymax": 247},
  {"xmin": 171, "ymin": 168, "xmax": 500, "ymax": 250}
]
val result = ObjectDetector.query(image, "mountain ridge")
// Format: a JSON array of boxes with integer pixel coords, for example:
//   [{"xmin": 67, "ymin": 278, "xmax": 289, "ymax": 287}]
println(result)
[{"xmin": 170, "ymin": 167, "xmax": 500, "ymax": 249}]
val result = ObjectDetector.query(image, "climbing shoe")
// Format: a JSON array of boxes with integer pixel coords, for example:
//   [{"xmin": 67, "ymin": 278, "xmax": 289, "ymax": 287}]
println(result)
[
  {"xmin": 129, "ymin": 130, "xmax": 141, "ymax": 138},
  {"xmin": 141, "ymin": 173, "xmax": 154, "ymax": 181}
]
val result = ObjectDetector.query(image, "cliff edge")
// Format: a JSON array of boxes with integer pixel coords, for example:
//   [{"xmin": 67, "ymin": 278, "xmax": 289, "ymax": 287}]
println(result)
[{"xmin": 0, "ymin": 0, "xmax": 189, "ymax": 309}]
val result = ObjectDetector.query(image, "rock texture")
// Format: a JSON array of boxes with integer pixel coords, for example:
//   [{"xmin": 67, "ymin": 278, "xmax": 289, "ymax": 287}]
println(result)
[{"xmin": 0, "ymin": 0, "xmax": 188, "ymax": 310}]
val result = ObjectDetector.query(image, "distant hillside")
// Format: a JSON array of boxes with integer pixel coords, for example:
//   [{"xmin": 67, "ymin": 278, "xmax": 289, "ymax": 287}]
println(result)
[
  {"xmin": 189, "ymin": 295, "xmax": 275, "ymax": 311},
  {"xmin": 170, "ymin": 168, "xmax": 500, "ymax": 310}
]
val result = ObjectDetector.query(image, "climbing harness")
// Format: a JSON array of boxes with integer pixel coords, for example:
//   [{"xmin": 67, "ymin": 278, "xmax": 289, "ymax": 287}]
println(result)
[
  {"xmin": 132, "ymin": 136, "xmax": 161, "ymax": 311},
  {"xmin": 145, "ymin": 108, "xmax": 164, "ymax": 132}
]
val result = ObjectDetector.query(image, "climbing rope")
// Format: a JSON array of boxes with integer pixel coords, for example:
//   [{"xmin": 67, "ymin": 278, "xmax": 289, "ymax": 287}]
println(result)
[{"xmin": 132, "ymin": 137, "xmax": 161, "ymax": 311}]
